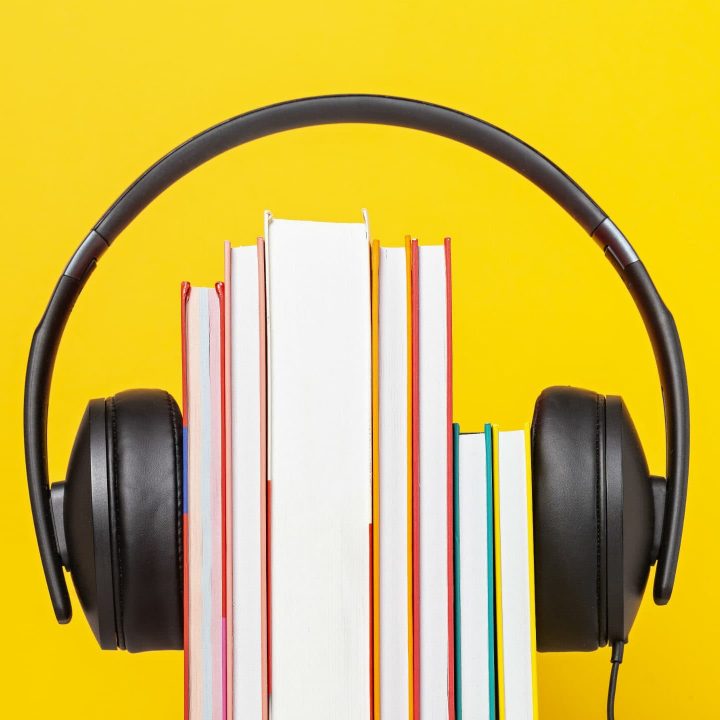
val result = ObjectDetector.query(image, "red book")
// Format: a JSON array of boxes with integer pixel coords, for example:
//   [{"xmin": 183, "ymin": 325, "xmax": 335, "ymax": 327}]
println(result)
[
  {"xmin": 181, "ymin": 282, "xmax": 190, "ymax": 720},
  {"xmin": 409, "ymin": 238, "xmax": 421, "ymax": 720},
  {"xmin": 413, "ymin": 237, "xmax": 455, "ymax": 720},
  {"xmin": 182, "ymin": 282, "xmax": 225, "ymax": 719}
]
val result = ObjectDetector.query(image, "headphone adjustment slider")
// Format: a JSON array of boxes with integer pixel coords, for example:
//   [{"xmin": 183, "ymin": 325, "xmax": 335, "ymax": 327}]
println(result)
[
  {"xmin": 592, "ymin": 218, "xmax": 639, "ymax": 270},
  {"xmin": 62, "ymin": 230, "xmax": 109, "ymax": 282}
]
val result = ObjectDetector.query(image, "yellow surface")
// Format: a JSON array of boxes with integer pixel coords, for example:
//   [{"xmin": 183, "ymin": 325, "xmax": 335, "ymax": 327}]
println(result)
[{"xmin": 0, "ymin": 2, "xmax": 718, "ymax": 717}]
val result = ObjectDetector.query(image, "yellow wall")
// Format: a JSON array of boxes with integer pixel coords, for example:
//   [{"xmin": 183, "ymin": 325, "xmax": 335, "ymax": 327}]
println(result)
[{"xmin": 1, "ymin": 2, "xmax": 717, "ymax": 717}]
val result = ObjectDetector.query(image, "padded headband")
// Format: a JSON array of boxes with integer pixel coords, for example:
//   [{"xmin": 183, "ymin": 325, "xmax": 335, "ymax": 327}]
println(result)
[{"xmin": 24, "ymin": 93, "xmax": 688, "ymax": 625}]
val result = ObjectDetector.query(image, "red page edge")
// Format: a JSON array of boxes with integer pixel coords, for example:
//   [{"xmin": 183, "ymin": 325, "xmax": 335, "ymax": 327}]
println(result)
[
  {"xmin": 410, "ymin": 239, "xmax": 421, "ymax": 720},
  {"xmin": 223, "ymin": 242, "xmax": 234, "ymax": 720},
  {"xmin": 216, "ymin": 281, "xmax": 228, "ymax": 720}
]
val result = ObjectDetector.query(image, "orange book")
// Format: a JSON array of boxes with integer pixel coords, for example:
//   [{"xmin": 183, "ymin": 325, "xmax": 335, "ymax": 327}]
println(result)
[
  {"xmin": 377, "ymin": 241, "xmax": 413, "ymax": 719},
  {"xmin": 371, "ymin": 239, "xmax": 381, "ymax": 720}
]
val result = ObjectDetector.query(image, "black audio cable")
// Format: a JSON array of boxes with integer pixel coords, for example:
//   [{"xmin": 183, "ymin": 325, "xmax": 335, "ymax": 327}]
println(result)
[{"xmin": 607, "ymin": 641, "xmax": 625, "ymax": 720}]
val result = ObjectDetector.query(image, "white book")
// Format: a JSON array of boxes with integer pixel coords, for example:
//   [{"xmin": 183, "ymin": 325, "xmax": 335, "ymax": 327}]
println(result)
[
  {"xmin": 379, "ymin": 246, "xmax": 410, "ymax": 719},
  {"xmin": 496, "ymin": 429, "xmax": 538, "ymax": 720},
  {"xmin": 418, "ymin": 242, "xmax": 452, "ymax": 720},
  {"xmin": 185, "ymin": 286, "xmax": 223, "ymax": 720},
  {"xmin": 458, "ymin": 432, "xmax": 490, "ymax": 720},
  {"xmin": 226, "ymin": 241, "xmax": 267, "ymax": 719},
  {"xmin": 266, "ymin": 212, "xmax": 372, "ymax": 720}
]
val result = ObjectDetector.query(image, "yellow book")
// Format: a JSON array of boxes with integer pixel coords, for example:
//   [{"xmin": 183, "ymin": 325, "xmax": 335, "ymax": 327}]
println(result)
[
  {"xmin": 376, "ymin": 241, "xmax": 413, "ymax": 719},
  {"xmin": 493, "ymin": 425, "xmax": 539, "ymax": 719},
  {"xmin": 406, "ymin": 235, "xmax": 417, "ymax": 719}
]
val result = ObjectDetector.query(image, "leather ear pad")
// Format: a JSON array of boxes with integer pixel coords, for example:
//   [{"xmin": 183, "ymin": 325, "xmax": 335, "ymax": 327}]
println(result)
[
  {"xmin": 106, "ymin": 389, "xmax": 183, "ymax": 652},
  {"xmin": 64, "ymin": 389, "xmax": 183, "ymax": 652},
  {"xmin": 531, "ymin": 386, "xmax": 607, "ymax": 652}
]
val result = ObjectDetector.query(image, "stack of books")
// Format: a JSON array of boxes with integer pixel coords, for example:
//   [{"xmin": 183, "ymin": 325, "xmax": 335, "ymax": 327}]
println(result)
[{"xmin": 182, "ymin": 212, "xmax": 538, "ymax": 720}]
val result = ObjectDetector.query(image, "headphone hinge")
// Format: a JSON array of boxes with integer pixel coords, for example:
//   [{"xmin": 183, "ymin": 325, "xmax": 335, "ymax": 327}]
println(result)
[
  {"xmin": 650, "ymin": 475, "xmax": 667, "ymax": 565},
  {"xmin": 49, "ymin": 482, "xmax": 69, "ymax": 569},
  {"xmin": 62, "ymin": 230, "xmax": 109, "ymax": 281}
]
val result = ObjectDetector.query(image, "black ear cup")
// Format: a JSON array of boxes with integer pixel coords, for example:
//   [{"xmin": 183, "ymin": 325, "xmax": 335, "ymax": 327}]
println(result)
[
  {"xmin": 605, "ymin": 395, "xmax": 656, "ymax": 644},
  {"xmin": 531, "ymin": 386, "xmax": 656, "ymax": 652},
  {"xmin": 531, "ymin": 387, "xmax": 607, "ymax": 651},
  {"xmin": 62, "ymin": 389, "xmax": 183, "ymax": 651}
]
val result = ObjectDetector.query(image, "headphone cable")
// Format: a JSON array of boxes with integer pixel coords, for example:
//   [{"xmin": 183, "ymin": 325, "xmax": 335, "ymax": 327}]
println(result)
[{"xmin": 607, "ymin": 640, "xmax": 625, "ymax": 720}]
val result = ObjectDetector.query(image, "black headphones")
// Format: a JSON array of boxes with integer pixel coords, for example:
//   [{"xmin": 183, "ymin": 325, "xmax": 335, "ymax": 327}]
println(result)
[{"xmin": 25, "ymin": 95, "xmax": 689, "ymax": 656}]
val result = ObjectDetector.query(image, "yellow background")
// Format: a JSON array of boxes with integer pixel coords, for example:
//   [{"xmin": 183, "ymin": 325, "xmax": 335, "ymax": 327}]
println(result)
[{"xmin": 1, "ymin": 1, "xmax": 718, "ymax": 717}]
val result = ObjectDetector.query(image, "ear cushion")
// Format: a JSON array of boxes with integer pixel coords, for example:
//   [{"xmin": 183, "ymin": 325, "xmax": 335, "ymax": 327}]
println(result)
[
  {"xmin": 605, "ymin": 395, "xmax": 654, "ymax": 644},
  {"xmin": 531, "ymin": 386, "xmax": 607, "ymax": 652},
  {"xmin": 106, "ymin": 389, "xmax": 183, "ymax": 652}
]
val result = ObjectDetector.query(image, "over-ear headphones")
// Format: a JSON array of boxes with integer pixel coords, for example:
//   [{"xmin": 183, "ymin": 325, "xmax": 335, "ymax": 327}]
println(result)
[
  {"xmin": 53, "ymin": 389, "xmax": 184, "ymax": 651},
  {"xmin": 25, "ymin": 95, "xmax": 689, "ymax": 656}
]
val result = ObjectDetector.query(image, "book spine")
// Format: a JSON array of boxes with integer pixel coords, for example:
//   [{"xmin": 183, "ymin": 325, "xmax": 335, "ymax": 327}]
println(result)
[
  {"xmin": 181, "ymin": 281, "xmax": 191, "ymax": 720},
  {"xmin": 371, "ymin": 238, "xmax": 380, "ymax": 720},
  {"xmin": 492, "ymin": 427, "xmax": 505, "ymax": 720},
  {"xmin": 452, "ymin": 423, "xmax": 461, "ymax": 720},
  {"xmin": 408, "ymin": 237, "xmax": 420, "ymax": 720},
  {"xmin": 258, "ymin": 238, "xmax": 269, "ymax": 720},
  {"xmin": 224, "ymin": 243, "xmax": 234, "ymax": 720},
  {"xmin": 484, "ymin": 425, "xmax": 497, "ymax": 720},
  {"xmin": 445, "ymin": 238, "xmax": 456, "ymax": 720},
  {"xmin": 216, "ymin": 281, "xmax": 228, "ymax": 720}
]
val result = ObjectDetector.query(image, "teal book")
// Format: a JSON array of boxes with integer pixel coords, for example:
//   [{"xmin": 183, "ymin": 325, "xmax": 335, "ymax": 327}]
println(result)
[
  {"xmin": 453, "ymin": 424, "xmax": 462, "ymax": 720},
  {"xmin": 455, "ymin": 424, "xmax": 497, "ymax": 719},
  {"xmin": 485, "ymin": 423, "xmax": 497, "ymax": 720}
]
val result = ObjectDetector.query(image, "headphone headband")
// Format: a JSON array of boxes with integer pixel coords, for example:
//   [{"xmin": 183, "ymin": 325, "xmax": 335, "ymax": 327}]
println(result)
[{"xmin": 24, "ymin": 94, "xmax": 688, "ymax": 625}]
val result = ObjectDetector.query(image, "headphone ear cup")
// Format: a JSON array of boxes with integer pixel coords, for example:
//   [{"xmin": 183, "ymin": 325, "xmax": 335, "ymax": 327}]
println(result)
[
  {"xmin": 531, "ymin": 386, "xmax": 608, "ymax": 652},
  {"xmin": 64, "ymin": 389, "xmax": 183, "ymax": 651},
  {"xmin": 532, "ymin": 387, "xmax": 656, "ymax": 652},
  {"xmin": 105, "ymin": 389, "xmax": 184, "ymax": 652},
  {"xmin": 63, "ymin": 398, "xmax": 118, "ymax": 649}
]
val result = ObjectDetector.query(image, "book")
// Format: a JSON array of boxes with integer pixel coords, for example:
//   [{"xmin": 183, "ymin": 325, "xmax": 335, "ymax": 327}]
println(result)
[
  {"xmin": 416, "ymin": 238, "xmax": 455, "ymax": 720},
  {"xmin": 183, "ymin": 283, "xmax": 225, "ymax": 720},
  {"xmin": 408, "ymin": 236, "xmax": 419, "ymax": 719},
  {"xmin": 484, "ymin": 424, "xmax": 497, "ymax": 720},
  {"xmin": 265, "ymin": 212, "xmax": 372, "ymax": 720},
  {"xmin": 455, "ymin": 427, "xmax": 496, "ymax": 720},
  {"xmin": 378, "ymin": 245, "xmax": 411, "ymax": 719},
  {"xmin": 493, "ymin": 427, "xmax": 538, "ymax": 720},
  {"xmin": 225, "ymin": 240, "xmax": 268, "ymax": 720},
  {"xmin": 176, "ymin": 214, "xmax": 543, "ymax": 720}
]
